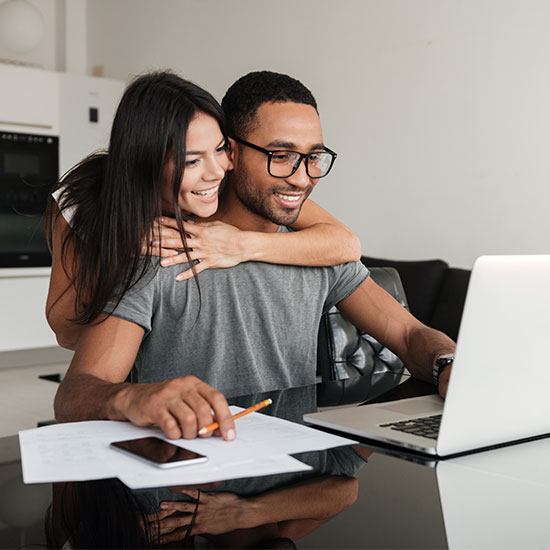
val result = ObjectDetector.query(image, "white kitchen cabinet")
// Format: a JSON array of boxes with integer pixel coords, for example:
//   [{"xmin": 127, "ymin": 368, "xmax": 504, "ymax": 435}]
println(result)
[
  {"xmin": 0, "ymin": 66, "xmax": 125, "ymax": 354},
  {"xmin": 0, "ymin": 268, "xmax": 56, "ymax": 352},
  {"xmin": 0, "ymin": 65, "xmax": 59, "ymax": 134},
  {"xmin": 59, "ymin": 74, "xmax": 124, "ymax": 174}
]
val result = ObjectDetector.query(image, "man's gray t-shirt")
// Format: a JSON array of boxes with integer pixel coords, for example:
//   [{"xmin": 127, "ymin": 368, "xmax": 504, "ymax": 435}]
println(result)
[{"xmin": 108, "ymin": 253, "xmax": 369, "ymax": 396}]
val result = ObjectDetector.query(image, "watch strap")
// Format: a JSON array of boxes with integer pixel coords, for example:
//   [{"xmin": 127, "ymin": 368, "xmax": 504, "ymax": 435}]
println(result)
[{"xmin": 433, "ymin": 353, "xmax": 455, "ymax": 386}]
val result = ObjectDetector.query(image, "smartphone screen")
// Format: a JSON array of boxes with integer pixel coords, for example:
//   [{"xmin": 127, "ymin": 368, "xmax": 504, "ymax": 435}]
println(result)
[{"xmin": 110, "ymin": 437, "xmax": 208, "ymax": 468}]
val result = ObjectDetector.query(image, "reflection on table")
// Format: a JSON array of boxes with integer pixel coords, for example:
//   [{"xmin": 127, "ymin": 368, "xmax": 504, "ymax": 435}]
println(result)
[{"xmin": 1, "ymin": 377, "xmax": 550, "ymax": 548}]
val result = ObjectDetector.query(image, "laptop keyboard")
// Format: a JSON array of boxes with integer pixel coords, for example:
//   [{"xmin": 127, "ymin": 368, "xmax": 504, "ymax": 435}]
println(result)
[{"xmin": 379, "ymin": 414, "xmax": 442, "ymax": 440}]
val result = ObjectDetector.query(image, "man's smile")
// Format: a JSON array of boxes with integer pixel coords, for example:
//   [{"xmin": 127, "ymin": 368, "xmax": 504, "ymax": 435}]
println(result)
[{"xmin": 272, "ymin": 187, "xmax": 312, "ymax": 209}]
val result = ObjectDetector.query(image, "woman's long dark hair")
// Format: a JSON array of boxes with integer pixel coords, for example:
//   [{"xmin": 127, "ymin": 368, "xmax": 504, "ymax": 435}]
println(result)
[
  {"xmin": 46, "ymin": 480, "xmax": 162, "ymax": 549},
  {"xmin": 46, "ymin": 71, "xmax": 227, "ymax": 324}
]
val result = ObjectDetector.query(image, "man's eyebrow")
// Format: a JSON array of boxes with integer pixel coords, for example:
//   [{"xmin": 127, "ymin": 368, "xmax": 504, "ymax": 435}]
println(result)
[
  {"xmin": 266, "ymin": 140, "xmax": 325, "ymax": 151},
  {"xmin": 186, "ymin": 137, "xmax": 226, "ymax": 155}
]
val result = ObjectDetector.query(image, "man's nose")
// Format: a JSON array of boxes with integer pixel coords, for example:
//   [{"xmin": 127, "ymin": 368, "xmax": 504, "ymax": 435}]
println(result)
[{"xmin": 285, "ymin": 158, "xmax": 311, "ymax": 188}]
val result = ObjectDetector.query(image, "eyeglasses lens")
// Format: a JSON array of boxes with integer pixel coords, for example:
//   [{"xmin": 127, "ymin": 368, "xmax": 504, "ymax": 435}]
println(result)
[
  {"xmin": 307, "ymin": 153, "xmax": 333, "ymax": 178},
  {"xmin": 269, "ymin": 151, "xmax": 333, "ymax": 178},
  {"xmin": 269, "ymin": 152, "xmax": 300, "ymax": 177}
]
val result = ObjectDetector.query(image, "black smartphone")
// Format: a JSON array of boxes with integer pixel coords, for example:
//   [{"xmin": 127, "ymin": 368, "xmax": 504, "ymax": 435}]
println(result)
[{"xmin": 110, "ymin": 437, "xmax": 208, "ymax": 468}]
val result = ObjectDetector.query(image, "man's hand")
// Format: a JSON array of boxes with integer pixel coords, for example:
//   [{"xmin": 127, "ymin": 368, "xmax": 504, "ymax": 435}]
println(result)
[
  {"xmin": 54, "ymin": 316, "xmax": 235, "ymax": 441},
  {"xmin": 115, "ymin": 376, "xmax": 236, "ymax": 441}
]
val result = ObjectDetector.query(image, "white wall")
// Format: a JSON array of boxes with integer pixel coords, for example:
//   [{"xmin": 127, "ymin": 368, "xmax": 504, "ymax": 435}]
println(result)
[
  {"xmin": 0, "ymin": 0, "xmax": 56, "ymax": 69},
  {"xmin": 86, "ymin": 0, "xmax": 550, "ymax": 269}
]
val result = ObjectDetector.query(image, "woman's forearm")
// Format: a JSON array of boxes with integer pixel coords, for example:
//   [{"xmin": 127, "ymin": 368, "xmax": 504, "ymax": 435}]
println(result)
[
  {"xmin": 46, "ymin": 295, "xmax": 85, "ymax": 351},
  {"xmin": 243, "ymin": 222, "xmax": 361, "ymax": 266},
  {"xmin": 46, "ymin": 211, "xmax": 87, "ymax": 350},
  {"xmin": 274, "ymin": 197, "xmax": 362, "ymax": 265}
]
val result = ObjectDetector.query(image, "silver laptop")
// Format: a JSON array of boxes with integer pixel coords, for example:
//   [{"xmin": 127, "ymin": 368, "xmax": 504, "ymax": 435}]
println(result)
[{"xmin": 304, "ymin": 255, "xmax": 550, "ymax": 456}]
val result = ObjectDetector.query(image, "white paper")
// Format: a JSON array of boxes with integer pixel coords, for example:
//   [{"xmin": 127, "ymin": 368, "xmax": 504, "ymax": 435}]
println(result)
[
  {"xmin": 118, "ymin": 454, "xmax": 310, "ymax": 489},
  {"xmin": 155, "ymin": 406, "xmax": 358, "ymax": 463},
  {"xmin": 19, "ymin": 407, "xmax": 356, "ymax": 488}
]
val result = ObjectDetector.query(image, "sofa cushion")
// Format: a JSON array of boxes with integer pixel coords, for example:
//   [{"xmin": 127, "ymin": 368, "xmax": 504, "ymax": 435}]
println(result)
[
  {"xmin": 429, "ymin": 267, "xmax": 470, "ymax": 341},
  {"xmin": 361, "ymin": 256, "xmax": 448, "ymax": 325}
]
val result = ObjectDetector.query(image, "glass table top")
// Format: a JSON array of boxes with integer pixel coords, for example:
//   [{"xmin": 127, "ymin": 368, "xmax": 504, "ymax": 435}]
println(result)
[{"xmin": 1, "ymin": 376, "xmax": 550, "ymax": 549}]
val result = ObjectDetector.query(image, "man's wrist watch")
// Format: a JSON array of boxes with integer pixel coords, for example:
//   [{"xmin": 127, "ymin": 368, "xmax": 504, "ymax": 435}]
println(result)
[{"xmin": 433, "ymin": 353, "xmax": 455, "ymax": 387}]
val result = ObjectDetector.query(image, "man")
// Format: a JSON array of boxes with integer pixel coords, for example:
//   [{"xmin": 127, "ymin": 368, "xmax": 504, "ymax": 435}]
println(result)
[{"xmin": 54, "ymin": 71, "xmax": 455, "ymax": 441}]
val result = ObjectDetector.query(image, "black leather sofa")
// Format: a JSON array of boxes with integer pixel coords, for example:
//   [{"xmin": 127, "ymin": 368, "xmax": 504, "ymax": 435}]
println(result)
[{"xmin": 360, "ymin": 256, "xmax": 470, "ymax": 342}]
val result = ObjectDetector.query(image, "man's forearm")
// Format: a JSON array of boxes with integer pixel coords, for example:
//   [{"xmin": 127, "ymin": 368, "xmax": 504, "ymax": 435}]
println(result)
[
  {"xmin": 402, "ymin": 325, "xmax": 456, "ymax": 384},
  {"xmin": 54, "ymin": 372, "xmax": 128, "ymax": 423},
  {"xmin": 244, "ymin": 476, "xmax": 358, "ymax": 528}
]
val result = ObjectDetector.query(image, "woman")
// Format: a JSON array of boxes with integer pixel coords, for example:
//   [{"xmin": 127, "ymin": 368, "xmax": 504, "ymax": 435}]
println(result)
[
  {"xmin": 46, "ymin": 71, "xmax": 360, "ymax": 350},
  {"xmin": 50, "ymin": 71, "xmax": 362, "ymax": 440}
]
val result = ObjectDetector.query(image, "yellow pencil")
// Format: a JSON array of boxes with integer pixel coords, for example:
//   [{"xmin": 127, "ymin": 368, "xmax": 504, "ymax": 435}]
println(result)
[{"xmin": 197, "ymin": 398, "xmax": 273, "ymax": 435}]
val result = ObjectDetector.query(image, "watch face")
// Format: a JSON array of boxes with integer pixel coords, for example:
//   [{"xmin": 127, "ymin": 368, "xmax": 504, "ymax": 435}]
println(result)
[{"xmin": 436, "ymin": 354, "xmax": 455, "ymax": 366}]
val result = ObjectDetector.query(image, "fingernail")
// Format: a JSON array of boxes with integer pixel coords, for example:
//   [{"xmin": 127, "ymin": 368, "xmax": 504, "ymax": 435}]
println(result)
[
  {"xmin": 160, "ymin": 259, "xmax": 169, "ymax": 266},
  {"xmin": 160, "ymin": 502, "xmax": 169, "ymax": 509},
  {"xmin": 160, "ymin": 217, "xmax": 165, "ymax": 222},
  {"xmin": 226, "ymin": 429, "xmax": 235, "ymax": 441}
]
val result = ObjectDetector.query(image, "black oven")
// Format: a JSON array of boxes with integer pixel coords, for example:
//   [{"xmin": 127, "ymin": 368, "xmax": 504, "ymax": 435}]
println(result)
[{"xmin": 0, "ymin": 131, "xmax": 59, "ymax": 267}]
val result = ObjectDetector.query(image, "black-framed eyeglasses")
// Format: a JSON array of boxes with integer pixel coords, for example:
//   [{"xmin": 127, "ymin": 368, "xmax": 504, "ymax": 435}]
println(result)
[{"xmin": 232, "ymin": 137, "xmax": 337, "ymax": 179}]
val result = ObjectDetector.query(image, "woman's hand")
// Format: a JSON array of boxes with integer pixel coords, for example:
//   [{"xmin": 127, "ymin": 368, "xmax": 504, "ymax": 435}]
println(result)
[
  {"xmin": 141, "ymin": 217, "xmax": 181, "ymax": 259},
  {"xmin": 149, "ymin": 489, "xmax": 247, "ymax": 544},
  {"xmin": 152, "ymin": 216, "xmax": 248, "ymax": 281}
]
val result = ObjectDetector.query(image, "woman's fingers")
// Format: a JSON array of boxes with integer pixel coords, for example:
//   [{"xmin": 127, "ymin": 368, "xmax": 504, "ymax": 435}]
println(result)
[
  {"xmin": 157, "ymin": 247, "xmax": 180, "ymax": 258},
  {"xmin": 158, "ymin": 216, "xmax": 202, "ymax": 232},
  {"xmin": 152, "ymin": 236, "xmax": 185, "ymax": 250},
  {"xmin": 157, "ymin": 512, "xmax": 193, "ymax": 534},
  {"xmin": 176, "ymin": 262, "xmax": 210, "ymax": 282},
  {"xmin": 146, "ymin": 508, "xmax": 176, "ymax": 523},
  {"xmin": 160, "ymin": 249, "xmax": 201, "ymax": 267},
  {"xmin": 160, "ymin": 500, "xmax": 198, "ymax": 513},
  {"xmin": 158, "ymin": 216, "xmax": 180, "ymax": 230},
  {"xmin": 160, "ymin": 525, "xmax": 193, "ymax": 545},
  {"xmin": 156, "ymin": 218, "xmax": 248, "ymax": 277},
  {"xmin": 146, "ymin": 217, "xmax": 208, "ymax": 259}
]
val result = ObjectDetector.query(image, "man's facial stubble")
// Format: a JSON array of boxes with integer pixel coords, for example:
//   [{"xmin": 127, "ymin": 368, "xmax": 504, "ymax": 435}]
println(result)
[{"xmin": 230, "ymin": 162, "xmax": 314, "ymax": 226}]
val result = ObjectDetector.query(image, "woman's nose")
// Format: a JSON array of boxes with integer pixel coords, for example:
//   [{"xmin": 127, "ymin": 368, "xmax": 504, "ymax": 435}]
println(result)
[{"xmin": 205, "ymin": 156, "xmax": 226, "ymax": 180}]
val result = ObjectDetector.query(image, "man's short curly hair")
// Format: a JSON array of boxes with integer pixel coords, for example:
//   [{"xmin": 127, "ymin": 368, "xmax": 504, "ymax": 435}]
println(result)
[{"xmin": 221, "ymin": 71, "xmax": 318, "ymax": 138}]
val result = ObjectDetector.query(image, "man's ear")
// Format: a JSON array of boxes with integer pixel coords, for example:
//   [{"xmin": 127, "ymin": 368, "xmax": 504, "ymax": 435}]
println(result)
[{"xmin": 226, "ymin": 137, "xmax": 237, "ymax": 170}]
